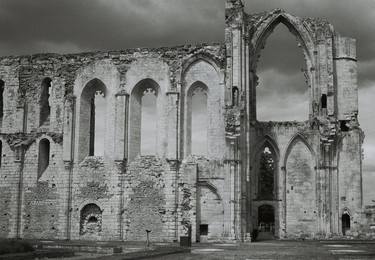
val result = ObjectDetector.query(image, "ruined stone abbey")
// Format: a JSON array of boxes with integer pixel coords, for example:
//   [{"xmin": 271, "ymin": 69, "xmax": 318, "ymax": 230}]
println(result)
[{"xmin": 0, "ymin": 0, "xmax": 373, "ymax": 242}]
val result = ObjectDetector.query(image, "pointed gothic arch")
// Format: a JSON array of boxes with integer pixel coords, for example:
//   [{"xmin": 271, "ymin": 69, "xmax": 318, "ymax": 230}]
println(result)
[
  {"xmin": 181, "ymin": 53, "xmax": 223, "ymax": 79},
  {"xmin": 283, "ymin": 133, "xmax": 316, "ymax": 168},
  {"xmin": 252, "ymin": 135, "xmax": 280, "ymax": 163},
  {"xmin": 250, "ymin": 12, "xmax": 317, "ymax": 121},
  {"xmin": 251, "ymin": 12, "xmax": 315, "ymax": 71}
]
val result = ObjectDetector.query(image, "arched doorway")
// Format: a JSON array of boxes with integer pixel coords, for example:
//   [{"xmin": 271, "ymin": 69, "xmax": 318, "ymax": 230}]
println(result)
[
  {"xmin": 342, "ymin": 213, "xmax": 350, "ymax": 235},
  {"xmin": 257, "ymin": 205, "xmax": 275, "ymax": 240}
]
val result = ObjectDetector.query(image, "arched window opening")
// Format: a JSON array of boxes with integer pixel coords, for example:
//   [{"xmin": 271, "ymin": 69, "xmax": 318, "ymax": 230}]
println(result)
[
  {"xmin": 0, "ymin": 80, "xmax": 4, "ymax": 122},
  {"xmin": 79, "ymin": 79, "xmax": 107, "ymax": 161},
  {"xmin": 39, "ymin": 78, "xmax": 52, "ymax": 126},
  {"xmin": 258, "ymin": 146, "xmax": 275, "ymax": 200},
  {"xmin": 89, "ymin": 90, "xmax": 105, "ymax": 156},
  {"xmin": 256, "ymin": 24, "xmax": 308, "ymax": 121},
  {"xmin": 232, "ymin": 86, "xmax": 239, "ymax": 106},
  {"xmin": 80, "ymin": 203, "xmax": 102, "ymax": 235},
  {"xmin": 342, "ymin": 213, "xmax": 350, "ymax": 235},
  {"xmin": 38, "ymin": 139, "xmax": 50, "ymax": 179},
  {"xmin": 129, "ymin": 79, "xmax": 159, "ymax": 161},
  {"xmin": 188, "ymin": 82, "xmax": 208, "ymax": 156},
  {"xmin": 141, "ymin": 88, "xmax": 157, "ymax": 155},
  {"xmin": 258, "ymin": 205, "xmax": 275, "ymax": 235}
]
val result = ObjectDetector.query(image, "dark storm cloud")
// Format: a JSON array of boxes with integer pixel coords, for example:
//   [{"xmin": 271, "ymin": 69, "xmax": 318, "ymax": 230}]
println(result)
[{"xmin": 0, "ymin": 0, "xmax": 224, "ymax": 56}]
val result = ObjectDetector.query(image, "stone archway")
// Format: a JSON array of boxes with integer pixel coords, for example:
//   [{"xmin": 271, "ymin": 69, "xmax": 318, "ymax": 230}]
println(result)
[
  {"xmin": 342, "ymin": 213, "xmax": 351, "ymax": 235},
  {"xmin": 80, "ymin": 203, "xmax": 102, "ymax": 239}
]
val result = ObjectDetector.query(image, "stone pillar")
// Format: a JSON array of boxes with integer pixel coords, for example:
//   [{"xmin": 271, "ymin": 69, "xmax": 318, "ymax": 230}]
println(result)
[
  {"xmin": 166, "ymin": 91, "xmax": 179, "ymax": 159},
  {"xmin": 62, "ymin": 96, "xmax": 76, "ymax": 240},
  {"xmin": 114, "ymin": 92, "xmax": 128, "ymax": 160},
  {"xmin": 225, "ymin": 0, "xmax": 245, "ymax": 241},
  {"xmin": 334, "ymin": 36, "xmax": 358, "ymax": 120},
  {"xmin": 14, "ymin": 146, "xmax": 25, "ymax": 239}
]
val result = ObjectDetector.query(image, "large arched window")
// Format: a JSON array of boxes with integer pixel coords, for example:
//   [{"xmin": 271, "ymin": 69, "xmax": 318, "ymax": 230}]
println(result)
[
  {"xmin": 0, "ymin": 80, "xmax": 4, "ymax": 123},
  {"xmin": 129, "ymin": 79, "xmax": 159, "ymax": 161},
  {"xmin": 256, "ymin": 24, "xmax": 308, "ymax": 121},
  {"xmin": 78, "ymin": 79, "xmax": 107, "ymax": 161},
  {"xmin": 39, "ymin": 78, "xmax": 52, "ymax": 126},
  {"xmin": 38, "ymin": 138, "xmax": 50, "ymax": 179},
  {"xmin": 187, "ymin": 82, "xmax": 208, "ymax": 156}
]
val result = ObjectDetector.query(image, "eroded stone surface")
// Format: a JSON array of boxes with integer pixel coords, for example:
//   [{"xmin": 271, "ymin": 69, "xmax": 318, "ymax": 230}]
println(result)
[{"xmin": 0, "ymin": 0, "xmax": 372, "ymax": 242}]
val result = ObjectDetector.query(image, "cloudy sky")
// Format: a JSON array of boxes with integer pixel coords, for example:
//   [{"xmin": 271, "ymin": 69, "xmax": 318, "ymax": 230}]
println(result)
[{"xmin": 1, "ymin": 0, "xmax": 374, "ymax": 203}]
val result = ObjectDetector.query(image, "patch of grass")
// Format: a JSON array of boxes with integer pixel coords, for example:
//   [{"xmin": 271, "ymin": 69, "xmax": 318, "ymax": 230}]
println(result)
[{"xmin": 0, "ymin": 239, "xmax": 34, "ymax": 255}]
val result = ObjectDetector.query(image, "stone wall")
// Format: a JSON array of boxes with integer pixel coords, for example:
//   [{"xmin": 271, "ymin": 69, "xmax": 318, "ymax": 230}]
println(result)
[
  {"xmin": 0, "ymin": 0, "xmax": 367, "ymax": 242},
  {"xmin": 124, "ymin": 156, "xmax": 175, "ymax": 242}
]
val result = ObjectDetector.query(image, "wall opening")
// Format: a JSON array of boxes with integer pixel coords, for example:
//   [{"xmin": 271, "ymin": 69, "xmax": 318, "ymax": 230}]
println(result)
[
  {"xmin": 0, "ymin": 80, "xmax": 4, "ymax": 123},
  {"xmin": 89, "ymin": 91, "xmax": 105, "ymax": 156},
  {"xmin": 37, "ymin": 139, "xmax": 50, "ymax": 179},
  {"xmin": 321, "ymin": 94, "xmax": 327, "ymax": 109},
  {"xmin": 188, "ymin": 81, "xmax": 208, "ymax": 156},
  {"xmin": 256, "ymin": 24, "xmax": 308, "ymax": 121},
  {"xmin": 199, "ymin": 224, "xmax": 208, "ymax": 236},
  {"xmin": 0, "ymin": 140, "xmax": 2, "ymax": 168},
  {"xmin": 39, "ymin": 78, "xmax": 52, "ymax": 126},
  {"xmin": 340, "ymin": 120, "xmax": 350, "ymax": 132},
  {"xmin": 258, "ymin": 145, "xmax": 276, "ymax": 200},
  {"xmin": 258, "ymin": 205, "xmax": 275, "ymax": 234},
  {"xmin": 342, "ymin": 213, "xmax": 350, "ymax": 235},
  {"xmin": 141, "ymin": 88, "xmax": 157, "ymax": 155},
  {"xmin": 80, "ymin": 203, "xmax": 102, "ymax": 236},
  {"xmin": 78, "ymin": 79, "xmax": 107, "ymax": 161},
  {"xmin": 232, "ymin": 86, "xmax": 239, "ymax": 106},
  {"xmin": 129, "ymin": 79, "xmax": 159, "ymax": 161}
]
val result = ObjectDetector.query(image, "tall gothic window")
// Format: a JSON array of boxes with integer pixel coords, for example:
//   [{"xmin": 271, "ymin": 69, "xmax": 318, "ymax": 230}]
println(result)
[
  {"xmin": 129, "ymin": 79, "xmax": 159, "ymax": 161},
  {"xmin": 189, "ymin": 82, "xmax": 208, "ymax": 156},
  {"xmin": 78, "ymin": 79, "xmax": 107, "ymax": 161},
  {"xmin": 89, "ymin": 90, "xmax": 105, "ymax": 156},
  {"xmin": 258, "ymin": 146, "xmax": 275, "ymax": 200},
  {"xmin": 256, "ymin": 24, "xmax": 308, "ymax": 121},
  {"xmin": 141, "ymin": 88, "xmax": 157, "ymax": 155}
]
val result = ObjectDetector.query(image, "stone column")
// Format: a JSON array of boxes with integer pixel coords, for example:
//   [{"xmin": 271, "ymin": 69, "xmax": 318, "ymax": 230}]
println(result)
[{"xmin": 62, "ymin": 96, "xmax": 76, "ymax": 240}]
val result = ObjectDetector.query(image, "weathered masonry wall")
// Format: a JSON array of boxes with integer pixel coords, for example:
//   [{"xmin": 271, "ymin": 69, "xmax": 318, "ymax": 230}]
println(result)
[
  {"xmin": 0, "ymin": 0, "xmax": 370, "ymax": 242},
  {"xmin": 226, "ymin": 0, "xmax": 367, "ymax": 240},
  {"xmin": 0, "ymin": 44, "xmax": 231, "ymax": 242}
]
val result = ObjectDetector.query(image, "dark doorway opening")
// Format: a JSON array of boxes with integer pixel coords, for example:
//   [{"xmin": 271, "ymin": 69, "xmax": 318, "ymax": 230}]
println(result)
[
  {"xmin": 342, "ymin": 213, "xmax": 350, "ymax": 235},
  {"xmin": 256, "ymin": 205, "xmax": 275, "ymax": 241},
  {"xmin": 199, "ymin": 224, "xmax": 208, "ymax": 236},
  {"xmin": 258, "ymin": 205, "xmax": 275, "ymax": 233}
]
